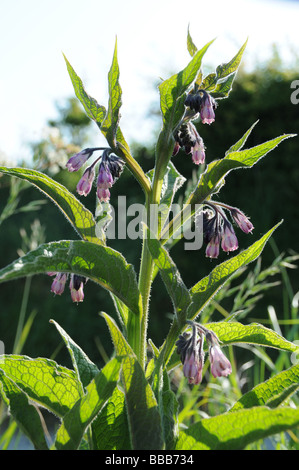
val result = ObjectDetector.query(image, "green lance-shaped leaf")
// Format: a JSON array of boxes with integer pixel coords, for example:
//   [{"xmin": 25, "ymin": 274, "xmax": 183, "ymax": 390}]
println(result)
[
  {"xmin": 63, "ymin": 54, "xmax": 106, "ymax": 126},
  {"xmin": 54, "ymin": 357, "xmax": 122, "ymax": 450},
  {"xmin": 206, "ymin": 321, "xmax": 298, "ymax": 353},
  {"xmin": 100, "ymin": 39, "xmax": 150, "ymax": 195},
  {"xmin": 175, "ymin": 406, "xmax": 299, "ymax": 450},
  {"xmin": 0, "ymin": 166, "xmax": 102, "ymax": 245},
  {"xmin": 160, "ymin": 132, "xmax": 295, "ymax": 243},
  {"xmin": 187, "ymin": 27, "xmax": 247, "ymax": 93},
  {"xmin": 50, "ymin": 320, "xmax": 100, "ymax": 390},
  {"xmin": 225, "ymin": 120, "xmax": 259, "ymax": 154},
  {"xmin": 230, "ymin": 363, "xmax": 299, "ymax": 411},
  {"xmin": 167, "ymin": 321, "xmax": 297, "ymax": 373},
  {"xmin": 187, "ymin": 221, "xmax": 282, "ymax": 321},
  {"xmin": 0, "ymin": 355, "xmax": 82, "ymax": 418},
  {"xmin": 0, "ymin": 369, "xmax": 49, "ymax": 450},
  {"xmin": 187, "ymin": 24, "xmax": 198, "ymax": 57},
  {"xmin": 155, "ymin": 38, "xmax": 214, "ymax": 185},
  {"xmin": 146, "ymin": 225, "xmax": 191, "ymax": 319},
  {"xmin": 101, "ymin": 313, "xmax": 164, "ymax": 450},
  {"xmin": 100, "ymin": 38, "xmax": 122, "ymax": 147},
  {"xmin": 0, "ymin": 240, "xmax": 141, "ymax": 316}
]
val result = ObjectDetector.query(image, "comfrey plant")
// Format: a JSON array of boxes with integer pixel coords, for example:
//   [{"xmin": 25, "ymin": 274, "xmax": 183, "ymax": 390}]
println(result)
[{"xmin": 0, "ymin": 29, "xmax": 299, "ymax": 451}]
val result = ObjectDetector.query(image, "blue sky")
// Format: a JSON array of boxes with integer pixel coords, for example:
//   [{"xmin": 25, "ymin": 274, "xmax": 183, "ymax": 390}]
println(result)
[{"xmin": 1, "ymin": 0, "xmax": 299, "ymax": 163}]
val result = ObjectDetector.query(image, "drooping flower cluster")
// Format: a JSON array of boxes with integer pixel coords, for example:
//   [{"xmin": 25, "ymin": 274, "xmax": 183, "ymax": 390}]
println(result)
[
  {"xmin": 49, "ymin": 272, "xmax": 87, "ymax": 303},
  {"xmin": 185, "ymin": 89, "xmax": 217, "ymax": 124},
  {"xmin": 199, "ymin": 201, "xmax": 254, "ymax": 259},
  {"xmin": 173, "ymin": 122, "xmax": 205, "ymax": 165},
  {"xmin": 66, "ymin": 147, "xmax": 125, "ymax": 202},
  {"xmin": 176, "ymin": 321, "xmax": 232, "ymax": 385}
]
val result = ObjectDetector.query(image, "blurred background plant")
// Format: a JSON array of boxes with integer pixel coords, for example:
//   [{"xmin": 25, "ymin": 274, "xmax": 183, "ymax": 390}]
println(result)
[{"xmin": 0, "ymin": 50, "xmax": 298, "ymax": 449}]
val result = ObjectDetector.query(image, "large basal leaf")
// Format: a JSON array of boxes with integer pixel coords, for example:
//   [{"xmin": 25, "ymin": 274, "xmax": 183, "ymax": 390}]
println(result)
[
  {"xmin": 54, "ymin": 357, "xmax": 121, "ymax": 450},
  {"xmin": 0, "ymin": 166, "xmax": 102, "ymax": 245},
  {"xmin": 101, "ymin": 313, "xmax": 164, "ymax": 450},
  {"xmin": 50, "ymin": 320, "xmax": 100, "ymax": 390},
  {"xmin": 0, "ymin": 240, "xmax": 141, "ymax": 316},
  {"xmin": 175, "ymin": 406, "xmax": 299, "ymax": 450},
  {"xmin": 230, "ymin": 363, "xmax": 299, "ymax": 411},
  {"xmin": 0, "ymin": 369, "xmax": 49, "ymax": 449},
  {"xmin": 0, "ymin": 355, "xmax": 82, "ymax": 418},
  {"xmin": 63, "ymin": 54, "xmax": 106, "ymax": 126}
]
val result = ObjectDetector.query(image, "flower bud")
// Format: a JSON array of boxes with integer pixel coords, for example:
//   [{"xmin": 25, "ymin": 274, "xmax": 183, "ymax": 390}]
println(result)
[{"xmin": 76, "ymin": 166, "xmax": 95, "ymax": 196}]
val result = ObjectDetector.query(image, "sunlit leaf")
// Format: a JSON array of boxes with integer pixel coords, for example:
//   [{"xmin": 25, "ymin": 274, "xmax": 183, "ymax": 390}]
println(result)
[{"xmin": 54, "ymin": 357, "xmax": 121, "ymax": 450}]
